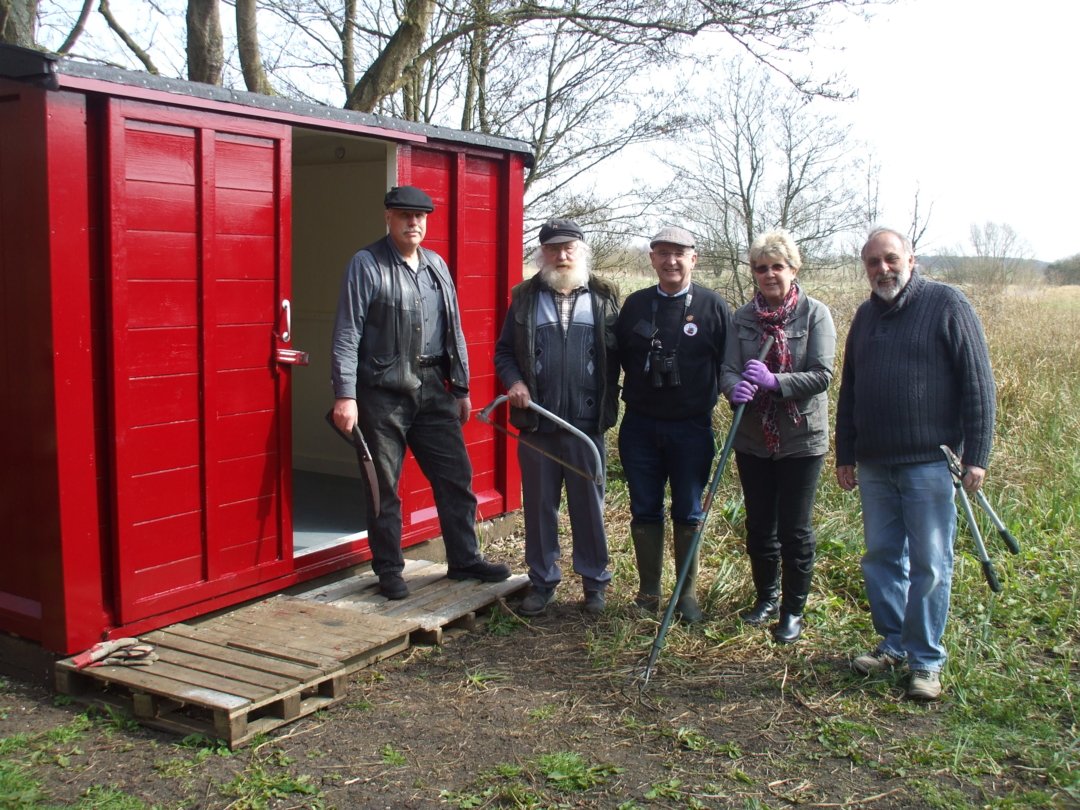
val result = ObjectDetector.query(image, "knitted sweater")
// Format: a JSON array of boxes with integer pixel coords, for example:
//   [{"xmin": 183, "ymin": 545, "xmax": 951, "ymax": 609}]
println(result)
[{"xmin": 835, "ymin": 272, "xmax": 996, "ymax": 469}]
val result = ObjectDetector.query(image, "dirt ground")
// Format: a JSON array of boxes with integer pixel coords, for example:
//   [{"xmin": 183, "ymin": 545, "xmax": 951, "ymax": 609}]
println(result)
[{"xmin": 1, "ymin": 574, "xmax": 993, "ymax": 810}]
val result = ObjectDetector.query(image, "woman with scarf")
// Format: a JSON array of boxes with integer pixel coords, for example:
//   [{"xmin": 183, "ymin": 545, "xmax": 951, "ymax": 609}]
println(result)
[{"xmin": 721, "ymin": 231, "xmax": 836, "ymax": 643}]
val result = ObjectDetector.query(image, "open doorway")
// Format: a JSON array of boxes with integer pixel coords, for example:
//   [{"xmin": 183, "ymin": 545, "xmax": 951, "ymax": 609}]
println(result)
[{"xmin": 288, "ymin": 128, "xmax": 395, "ymax": 556}]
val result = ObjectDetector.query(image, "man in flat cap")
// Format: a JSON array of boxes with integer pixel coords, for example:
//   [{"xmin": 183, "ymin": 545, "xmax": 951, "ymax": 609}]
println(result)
[
  {"xmin": 494, "ymin": 219, "xmax": 620, "ymax": 616},
  {"xmin": 615, "ymin": 225, "xmax": 732, "ymax": 622},
  {"xmin": 331, "ymin": 185, "xmax": 510, "ymax": 600}
]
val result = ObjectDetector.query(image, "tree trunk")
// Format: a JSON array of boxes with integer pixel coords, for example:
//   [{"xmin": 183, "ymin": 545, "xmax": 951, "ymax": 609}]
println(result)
[
  {"xmin": 0, "ymin": 0, "xmax": 38, "ymax": 47},
  {"xmin": 346, "ymin": 0, "xmax": 434, "ymax": 113},
  {"xmin": 187, "ymin": 0, "xmax": 223, "ymax": 85},
  {"xmin": 236, "ymin": 0, "xmax": 273, "ymax": 94}
]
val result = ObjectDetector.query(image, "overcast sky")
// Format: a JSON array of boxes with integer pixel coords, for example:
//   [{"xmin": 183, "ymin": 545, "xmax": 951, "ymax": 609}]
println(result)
[
  {"xmin": 811, "ymin": 0, "xmax": 1077, "ymax": 261},
  {"xmin": 44, "ymin": 0, "xmax": 1075, "ymax": 260}
]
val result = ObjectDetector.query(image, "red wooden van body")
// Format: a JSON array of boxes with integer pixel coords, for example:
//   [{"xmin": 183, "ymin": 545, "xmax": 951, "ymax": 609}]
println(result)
[{"xmin": 0, "ymin": 45, "xmax": 527, "ymax": 655}]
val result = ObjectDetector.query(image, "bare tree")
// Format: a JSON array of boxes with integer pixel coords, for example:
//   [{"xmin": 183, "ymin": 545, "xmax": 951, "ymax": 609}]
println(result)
[
  {"xmin": 662, "ymin": 59, "xmax": 864, "ymax": 304},
  {"xmin": 0, "ymin": 0, "xmax": 38, "ymax": 46},
  {"xmin": 967, "ymin": 221, "xmax": 1030, "ymax": 287},
  {"xmin": 237, "ymin": 0, "xmax": 274, "ymax": 94},
  {"xmin": 99, "ymin": 0, "xmax": 159, "ymax": 74},
  {"xmin": 186, "ymin": 0, "xmax": 222, "ymax": 84},
  {"xmin": 907, "ymin": 184, "xmax": 933, "ymax": 254}
]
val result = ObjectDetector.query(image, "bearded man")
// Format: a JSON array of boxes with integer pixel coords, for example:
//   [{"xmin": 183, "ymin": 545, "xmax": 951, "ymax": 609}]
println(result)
[
  {"xmin": 494, "ymin": 218, "xmax": 621, "ymax": 616},
  {"xmin": 836, "ymin": 227, "xmax": 996, "ymax": 700}
]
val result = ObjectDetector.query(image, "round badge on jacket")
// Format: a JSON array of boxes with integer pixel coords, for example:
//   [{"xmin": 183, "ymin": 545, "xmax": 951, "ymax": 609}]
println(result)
[{"xmin": 683, "ymin": 322, "xmax": 698, "ymax": 336}]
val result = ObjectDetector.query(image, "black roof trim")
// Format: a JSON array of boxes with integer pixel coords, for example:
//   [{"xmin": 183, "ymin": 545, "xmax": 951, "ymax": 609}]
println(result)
[{"xmin": 0, "ymin": 43, "xmax": 534, "ymax": 161}]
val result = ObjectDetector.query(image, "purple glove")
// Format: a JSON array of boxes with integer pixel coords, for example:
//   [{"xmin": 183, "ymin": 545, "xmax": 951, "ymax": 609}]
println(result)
[
  {"xmin": 743, "ymin": 359, "xmax": 779, "ymax": 391},
  {"xmin": 729, "ymin": 380, "xmax": 757, "ymax": 404}
]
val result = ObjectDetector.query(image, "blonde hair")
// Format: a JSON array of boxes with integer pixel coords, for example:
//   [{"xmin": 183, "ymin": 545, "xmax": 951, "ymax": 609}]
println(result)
[{"xmin": 749, "ymin": 229, "xmax": 802, "ymax": 271}]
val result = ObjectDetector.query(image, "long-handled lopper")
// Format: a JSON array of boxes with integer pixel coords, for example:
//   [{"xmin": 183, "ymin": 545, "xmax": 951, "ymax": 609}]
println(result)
[
  {"xmin": 940, "ymin": 445, "xmax": 1019, "ymax": 592},
  {"xmin": 636, "ymin": 335, "xmax": 774, "ymax": 691},
  {"xmin": 477, "ymin": 395, "xmax": 605, "ymax": 485}
]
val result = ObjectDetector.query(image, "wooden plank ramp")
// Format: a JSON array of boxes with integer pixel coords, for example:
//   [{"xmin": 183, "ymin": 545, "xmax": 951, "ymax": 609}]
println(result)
[
  {"xmin": 296, "ymin": 559, "xmax": 530, "ymax": 643},
  {"xmin": 54, "ymin": 561, "xmax": 527, "ymax": 747}
]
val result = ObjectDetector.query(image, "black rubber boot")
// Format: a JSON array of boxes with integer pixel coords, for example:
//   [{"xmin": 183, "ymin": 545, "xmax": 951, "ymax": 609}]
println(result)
[
  {"xmin": 672, "ymin": 523, "xmax": 704, "ymax": 624},
  {"xmin": 631, "ymin": 522, "xmax": 664, "ymax": 612},
  {"xmin": 740, "ymin": 557, "xmax": 780, "ymax": 626}
]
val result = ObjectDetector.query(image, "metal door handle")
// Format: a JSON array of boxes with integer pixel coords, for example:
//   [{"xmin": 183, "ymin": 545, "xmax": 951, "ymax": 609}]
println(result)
[{"xmin": 280, "ymin": 299, "xmax": 291, "ymax": 343}]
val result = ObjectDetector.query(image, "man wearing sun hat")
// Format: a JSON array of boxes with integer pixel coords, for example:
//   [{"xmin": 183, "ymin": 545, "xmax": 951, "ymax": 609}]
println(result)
[
  {"xmin": 494, "ymin": 218, "xmax": 621, "ymax": 617},
  {"xmin": 331, "ymin": 185, "xmax": 510, "ymax": 600},
  {"xmin": 615, "ymin": 225, "xmax": 732, "ymax": 623}
]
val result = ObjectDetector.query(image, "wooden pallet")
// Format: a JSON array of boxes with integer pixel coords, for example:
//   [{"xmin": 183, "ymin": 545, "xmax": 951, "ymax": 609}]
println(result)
[
  {"xmin": 53, "ymin": 562, "xmax": 527, "ymax": 746},
  {"xmin": 296, "ymin": 559, "xmax": 530, "ymax": 643},
  {"xmin": 55, "ymin": 597, "xmax": 412, "ymax": 747}
]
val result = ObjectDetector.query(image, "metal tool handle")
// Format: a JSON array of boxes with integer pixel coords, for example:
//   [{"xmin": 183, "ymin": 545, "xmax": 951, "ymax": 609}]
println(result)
[
  {"xmin": 955, "ymin": 481, "xmax": 1002, "ymax": 592},
  {"xmin": 478, "ymin": 394, "xmax": 604, "ymax": 485},
  {"xmin": 975, "ymin": 490, "xmax": 1021, "ymax": 555}
]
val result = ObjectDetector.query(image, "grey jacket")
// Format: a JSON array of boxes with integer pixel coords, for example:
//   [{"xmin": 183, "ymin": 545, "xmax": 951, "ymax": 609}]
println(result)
[
  {"xmin": 331, "ymin": 236, "xmax": 469, "ymax": 398},
  {"xmin": 720, "ymin": 294, "xmax": 836, "ymax": 459}
]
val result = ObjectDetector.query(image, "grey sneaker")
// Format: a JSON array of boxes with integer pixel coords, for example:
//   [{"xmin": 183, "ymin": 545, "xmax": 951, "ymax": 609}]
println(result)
[
  {"xmin": 518, "ymin": 587, "xmax": 555, "ymax": 617},
  {"xmin": 907, "ymin": 670, "xmax": 942, "ymax": 700},
  {"xmin": 852, "ymin": 647, "xmax": 904, "ymax": 675}
]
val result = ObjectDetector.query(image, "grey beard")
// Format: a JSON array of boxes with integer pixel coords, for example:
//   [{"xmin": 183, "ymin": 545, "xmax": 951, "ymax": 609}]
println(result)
[
  {"xmin": 540, "ymin": 264, "xmax": 589, "ymax": 292},
  {"xmin": 873, "ymin": 269, "xmax": 911, "ymax": 302}
]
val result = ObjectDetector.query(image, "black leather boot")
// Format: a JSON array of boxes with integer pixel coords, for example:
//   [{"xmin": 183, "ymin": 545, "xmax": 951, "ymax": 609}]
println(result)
[
  {"xmin": 672, "ymin": 523, "xmax": 703, "ymax": 624},
  {"xmin": 772, "ymin": 563, "xmax": 812, "ymax": 643},
  {"xmin": 740, "ymin": 557, "xmax": 780, "ymax": 626},
  {"xmin": 772, "ymin": 610, "xmax": 803, "ymax": 643},
  {"xmin": 631, "ymin": 522, "xmax": 664, "ymax": 612}
]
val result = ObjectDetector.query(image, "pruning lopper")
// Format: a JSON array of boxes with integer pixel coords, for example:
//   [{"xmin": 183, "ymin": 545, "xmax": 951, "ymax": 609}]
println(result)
[{"xmin": 940, "ymin": 445, "xmax": 1021, "ymax": 593}]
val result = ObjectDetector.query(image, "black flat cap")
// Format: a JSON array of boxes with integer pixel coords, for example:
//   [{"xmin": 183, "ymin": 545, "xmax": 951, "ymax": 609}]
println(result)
[
  {"xmin": 384, "ymin": 185, "xmax": 435, "ymax": 212},
  {"xmin": 539, "ymin": 218, "xmax": 584, "ymax": 244}
]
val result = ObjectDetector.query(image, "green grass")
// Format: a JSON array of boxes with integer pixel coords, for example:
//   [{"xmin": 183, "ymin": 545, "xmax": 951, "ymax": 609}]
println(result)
[
  {"xmin": 2, "ymin": 278, "xmax": 1076, "ymax": 808},
  {"xmin": 588, "ymin": 280, "xmax": 1080, "ymax": 807}
]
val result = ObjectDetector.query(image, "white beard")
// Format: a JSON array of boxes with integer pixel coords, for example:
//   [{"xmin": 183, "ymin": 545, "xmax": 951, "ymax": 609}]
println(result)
[{"xmin": 540, "ymin": 263, "xmax": 589, "ymax": 293}]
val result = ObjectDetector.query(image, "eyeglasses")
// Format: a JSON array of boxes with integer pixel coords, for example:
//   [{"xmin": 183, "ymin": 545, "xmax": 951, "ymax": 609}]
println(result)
[
  {"xmin": 753, "ymin": 262, "xmax": 788, "ymax": 274},
  {"xmin": 541, "ymin": 242, "xmax": 577, "ymax": 256},
  {"xmin": 654, "ymin": 250, "xmax": 691, "ymax": 260}
]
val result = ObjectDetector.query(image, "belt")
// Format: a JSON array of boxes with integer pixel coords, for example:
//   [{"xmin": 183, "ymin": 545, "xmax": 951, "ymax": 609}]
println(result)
[{"xmin": 417, "ymin": 354, "xmax": 446, "ymax": 368}]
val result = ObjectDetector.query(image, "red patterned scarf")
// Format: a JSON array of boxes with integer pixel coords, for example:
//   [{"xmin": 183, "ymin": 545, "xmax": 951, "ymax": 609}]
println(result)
[{"xmin": 753, "ymin": 282, "xmax": 803, "ymax": 453}]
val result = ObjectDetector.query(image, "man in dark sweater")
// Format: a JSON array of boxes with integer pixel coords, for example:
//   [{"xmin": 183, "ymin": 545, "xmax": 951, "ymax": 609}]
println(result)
[
  {"xmin": 616, "ymin": 225, "xmax": 732, "ymax": 623},
  {"xmin": 835, "ymin": 227, "xmax": 996, "ymax": 700}
]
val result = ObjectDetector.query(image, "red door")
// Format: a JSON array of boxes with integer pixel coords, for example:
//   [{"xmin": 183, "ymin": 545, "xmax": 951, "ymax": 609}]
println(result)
[{"xmin": 105, "ymin": 100, "xmax": 295, "ymax": 623}]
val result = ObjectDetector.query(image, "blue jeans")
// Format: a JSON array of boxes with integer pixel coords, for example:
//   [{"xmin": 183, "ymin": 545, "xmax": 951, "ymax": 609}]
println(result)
[
  {"xmin": 858, "ymin": 461, "xmax": 957, "ymax": 672},
  {"xmin": 618, "ymin": 409, "xmax": 715, "ymax": 526}
]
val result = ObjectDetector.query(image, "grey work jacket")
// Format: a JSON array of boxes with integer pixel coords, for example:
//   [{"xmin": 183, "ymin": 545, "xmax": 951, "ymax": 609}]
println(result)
[
  {"xmin": 720, "ymin": 294, "xmax": 836, "ymax": 459},
  {"xmin": 331, "ymin": 236, "xmax": 469, "ymax": 398}
]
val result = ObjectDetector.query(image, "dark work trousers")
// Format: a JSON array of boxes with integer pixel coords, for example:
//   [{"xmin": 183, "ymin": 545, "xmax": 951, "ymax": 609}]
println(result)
[
  {"xmin": 355, "ymin": 365, "xmax": 482, "ymax": 576},
  {"xmin": 618, "ymin": 409, "xmax": 715, "ymax": 526},
  {"xmin": 519, "ymin": 429, "xmax": 611, "ymax": 593},
  {"xmin": 734, "ymin": 452, "xmax": 826, "ymax": 597}
]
